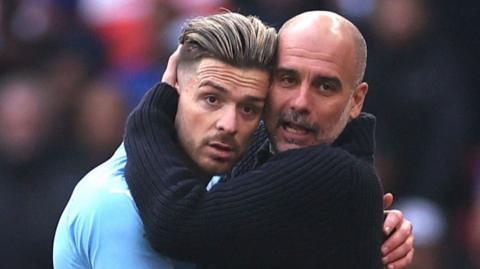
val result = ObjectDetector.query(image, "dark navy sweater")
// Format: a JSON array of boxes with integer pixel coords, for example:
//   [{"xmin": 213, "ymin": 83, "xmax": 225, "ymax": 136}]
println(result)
[{"xmin": 124, "ymin": 83, "xmax": 384, "ymax": 269}]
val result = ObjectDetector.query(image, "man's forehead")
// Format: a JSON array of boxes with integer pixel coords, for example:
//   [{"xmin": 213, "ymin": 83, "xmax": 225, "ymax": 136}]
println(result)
[
  {"xmin": 278, "ymin": 46, "xmax": 340, "ymax": 64},
  {"xmin": 276, "ymin": 49, "xmax": 342, "ymax": 76},
  {"xmin": 276, "ymin": 31, "xmax": 356, "ymax": 85},
  {"xmin": 279, "ymin": 28, "xmax": 352, "ymax": 56},
  {"xmin": 196, "ymin": 58, "xmax": 270, "ymax": 90}
]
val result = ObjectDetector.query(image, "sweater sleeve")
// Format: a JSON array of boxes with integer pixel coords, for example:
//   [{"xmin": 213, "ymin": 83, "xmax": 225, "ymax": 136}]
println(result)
[{"xmin": 124, "ymin": 83, "xmax": 383, "ymax": 267}]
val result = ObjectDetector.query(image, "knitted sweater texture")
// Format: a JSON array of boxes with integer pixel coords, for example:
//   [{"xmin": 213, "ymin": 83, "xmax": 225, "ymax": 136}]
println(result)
[{"xmin": 124, "ymin": 83, "xmax": 384, "ymax": 269}]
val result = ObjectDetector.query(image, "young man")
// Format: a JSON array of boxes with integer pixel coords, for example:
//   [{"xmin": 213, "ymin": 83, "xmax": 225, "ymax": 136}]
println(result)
[
  {"xmin": 125, "ymin": 11, "xmax": 413, "ymax": 269},
  {"xmin": 53, "ymin": 12, "xmax": 277, "ymax": 269}
]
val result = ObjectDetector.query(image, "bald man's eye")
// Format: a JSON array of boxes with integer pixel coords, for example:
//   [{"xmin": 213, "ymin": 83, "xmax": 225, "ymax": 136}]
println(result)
[
  {"xmin": 316, "ymin": 80, "xmax": 340, "ymax": 94},
  {"xmin": 320, "ymin": 82, "xmax": 335, "ymax": 91},
  {"xmin": 204, "ymin": 95, "xmax": 219, "ymax": 106},
  {"xmin": 278, "ymin": 75, "xmax": 298, "ymax": 88}
]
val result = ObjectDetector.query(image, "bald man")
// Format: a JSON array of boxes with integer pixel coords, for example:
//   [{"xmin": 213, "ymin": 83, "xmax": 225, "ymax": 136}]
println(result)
[{"xmin": 125, "ymin": 10, "xmax": 413, "ymax": 269}]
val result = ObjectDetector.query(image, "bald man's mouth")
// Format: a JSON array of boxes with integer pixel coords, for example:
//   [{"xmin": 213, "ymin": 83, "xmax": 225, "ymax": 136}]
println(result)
[
  {"xmin": 279, "ymin": 121, "xmax": 318, "ymax": 143},
  {"xmin": 282, "ymin": 122, "xmax": 310, "ymax": 135}
]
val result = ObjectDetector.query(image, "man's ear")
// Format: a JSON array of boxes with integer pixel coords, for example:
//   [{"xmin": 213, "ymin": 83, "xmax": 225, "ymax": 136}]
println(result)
[{"xmin": 349, "ymin": 82, "xmax": 368, "ymax": 119}]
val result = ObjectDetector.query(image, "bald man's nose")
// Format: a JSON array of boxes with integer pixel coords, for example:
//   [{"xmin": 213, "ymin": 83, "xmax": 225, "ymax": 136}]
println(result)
[{"xmin": 290, "ymin": 85, "xmax": 311, "ymax": 114}]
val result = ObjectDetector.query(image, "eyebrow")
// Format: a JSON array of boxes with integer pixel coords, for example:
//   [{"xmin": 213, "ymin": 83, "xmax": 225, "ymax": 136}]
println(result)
[
  {"xmin": 312, "ymin": 76, "xmax": 342, "ymax": 89},
  {"xmin": 275, "ymin": 68, "xmax": 299, "ymax": 77},
  {"xmin": 243, "ymin": 95, "xmax": 266, "ymax": 104},
  {"xmin": 199, "ymin": 80, "xmax": 227, "ymax": 93},
  {"xmin": 199, "ymin": 80, "xmax": 266, "ymax": 103},
  {"xmin": 276, "ymin": 67, "xmax": 342, "ymax": 89}
]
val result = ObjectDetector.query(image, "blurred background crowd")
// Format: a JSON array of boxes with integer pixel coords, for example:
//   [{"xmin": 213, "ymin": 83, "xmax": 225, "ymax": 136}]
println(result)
[{"xmin": 0, "ymin": 0, "xmax": 478, "ymax": 268}]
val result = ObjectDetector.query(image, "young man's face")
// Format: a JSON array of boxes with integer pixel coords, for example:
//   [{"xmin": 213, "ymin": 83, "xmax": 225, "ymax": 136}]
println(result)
[
  {"xmin": 264, "ymin": 19, "xmax": 367, "ymax": 153},
  {"xmin": 176, "ymin": 58, "xmax": 270, "ymax": 174}
]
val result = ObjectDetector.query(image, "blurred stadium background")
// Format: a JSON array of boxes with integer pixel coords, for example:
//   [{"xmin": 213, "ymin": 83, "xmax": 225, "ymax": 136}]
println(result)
[{"xmin": 0, "ymin": 0, "xmax": 479, "ymax": 268}]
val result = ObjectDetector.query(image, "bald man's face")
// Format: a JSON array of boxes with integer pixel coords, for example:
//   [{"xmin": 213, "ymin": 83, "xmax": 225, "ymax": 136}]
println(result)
[{"xmin": 264, "ymin": 16, "xmax": 368, "ymax": 152}]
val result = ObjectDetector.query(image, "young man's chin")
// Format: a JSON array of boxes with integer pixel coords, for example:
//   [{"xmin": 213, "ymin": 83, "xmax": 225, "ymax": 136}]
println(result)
[{"xmin": 201, "ymin": 158, "xmax": 235, "ymax": 175}]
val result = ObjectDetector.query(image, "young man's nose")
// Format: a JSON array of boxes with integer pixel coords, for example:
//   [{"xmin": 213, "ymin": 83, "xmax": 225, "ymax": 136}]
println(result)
[{"xmin": 216, "ymin": 107, "xmax": 238, "ymax": 135}]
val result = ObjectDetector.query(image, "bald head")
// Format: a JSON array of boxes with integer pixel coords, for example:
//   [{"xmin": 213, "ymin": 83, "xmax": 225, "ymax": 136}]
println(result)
[{"xmin": 279, "ymin": 11, "xmax": 367, "ymax": 86}]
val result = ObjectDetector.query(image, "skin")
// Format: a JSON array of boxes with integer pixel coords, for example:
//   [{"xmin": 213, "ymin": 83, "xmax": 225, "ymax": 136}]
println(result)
[
  {"xmin": 164, "ymin": 11, "xmax": 414, "ymax": 266},
  {"xmin": 265, "ymin": 11, "xmax": 368, "ymax": 152},
  {"xmin": 264, "ymin": 11, "xmax": 413, "ymax": 268},
  {"xmin": 175, "ymin": 58, "xmax": 270, "ymax": 175}
]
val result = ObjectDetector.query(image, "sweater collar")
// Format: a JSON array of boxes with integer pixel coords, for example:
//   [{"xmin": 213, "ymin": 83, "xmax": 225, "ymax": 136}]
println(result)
[
  {"xmin": 332, "ymin": 112, "xmax": 376, "ymax": 158},
  {"xmin": 264, "ymin": 112, "xmax": 376, "ymax": 159},
  {"xmin": 229, "ymin": 113, "xmax": 376, "ymax": 178}
]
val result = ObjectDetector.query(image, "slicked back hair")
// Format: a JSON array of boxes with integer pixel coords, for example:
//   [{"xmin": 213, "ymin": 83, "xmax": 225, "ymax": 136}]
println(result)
[{"xmin": 177, "ymin": 12, "xmax": 278, "ymax": 74}]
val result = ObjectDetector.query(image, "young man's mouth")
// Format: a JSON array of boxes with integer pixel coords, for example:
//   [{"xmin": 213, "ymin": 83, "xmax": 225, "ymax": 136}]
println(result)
[{"xmin": 208, "ymin": 142, "xmax": 235, "ymax": 160}]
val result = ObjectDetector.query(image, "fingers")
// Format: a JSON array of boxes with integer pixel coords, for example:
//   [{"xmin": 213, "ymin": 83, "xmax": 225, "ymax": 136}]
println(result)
[
  {"xmin": 382, "ymin": 234, "xmax": 415, "ymax": 266},
  {"xmin": 382, "ymin": 214, "xmax": 414, "ymax": 262},
  {"xmin": 383, "ymin": 212, "xmax": 412, "ymax": 251},
  {"xmin": 382, "ymin": 208, "xmax": 415, "ymax": 268},
  {"xmin": 384, "ymin": 248, "xmax": 414, "ymax": 269},
  {"xmin": 383, "ymin": 209, "xmax": 404, "ymax": 236},
  {"xmin": 383, "ymin": 193, "xmax": 394, "ymax": 210},
  {"xmin": 162, "ymin": 45, "xmax": 182, "ymax": 87}
]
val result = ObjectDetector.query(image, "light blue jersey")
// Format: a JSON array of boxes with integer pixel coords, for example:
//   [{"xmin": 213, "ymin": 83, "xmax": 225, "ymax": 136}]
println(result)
[{"xmin": 53, "ymin": 145, "xmax": 197, "ymax": 269}]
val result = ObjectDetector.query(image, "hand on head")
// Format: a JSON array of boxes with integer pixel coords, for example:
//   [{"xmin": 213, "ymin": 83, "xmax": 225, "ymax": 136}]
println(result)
[{"xmin": 162, "ymin": 45, "xmax": 181, "ymax": 90}]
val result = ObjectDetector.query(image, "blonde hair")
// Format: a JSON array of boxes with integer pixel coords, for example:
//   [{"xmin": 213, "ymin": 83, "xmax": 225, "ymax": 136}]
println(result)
[{"xmin": 178, "ymin": 12, "xmax": 278, "ymax": 73}]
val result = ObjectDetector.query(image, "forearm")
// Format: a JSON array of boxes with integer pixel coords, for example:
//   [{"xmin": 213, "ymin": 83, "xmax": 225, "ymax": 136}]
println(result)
[
  {"xmin": 124, "ymin": 84, "xmax": 357, "ymax": 263},
  {"xmin": 124, "ymin": 84, "xmax": 382, "ymax": 265}
]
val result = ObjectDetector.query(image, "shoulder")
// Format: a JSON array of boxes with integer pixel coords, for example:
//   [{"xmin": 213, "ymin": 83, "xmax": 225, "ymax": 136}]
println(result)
[
  {"xmin": 269, "ymin": 144, "xmax": 359, "ymax": 174},
  {"xmin": 349, "ymin": 159, "xmax": 384, "ymax": 208},
  {"xmin": 54, "ymin": 154, "xmax": 144, "ymax": 264},
  {"xmin": 66, "ymin": 153, "xmax": 134, "ymax": 221},
  {"xmin": 248, "ymin": 145, "xmax": 367, "ymax": 199},
  {"xmin": 54, "ymin": 150, "xmax": 187, "ymax": 268},
  {"xmin": 266, "ymin": 144, "xmax": 381, "ymax": 199}
]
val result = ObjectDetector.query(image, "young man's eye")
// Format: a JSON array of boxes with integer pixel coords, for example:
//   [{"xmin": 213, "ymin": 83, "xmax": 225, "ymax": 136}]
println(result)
[
  {"xmin": 240, "ymin": 105, "xmax": 260, "ymax": 117},
  {"xmin": 243, "ymin": 106, "xmax": 253, "ymax": 114},
  {"xmin": 205, "ymin": 95, "xmax": 218, "ymax": 105}
]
